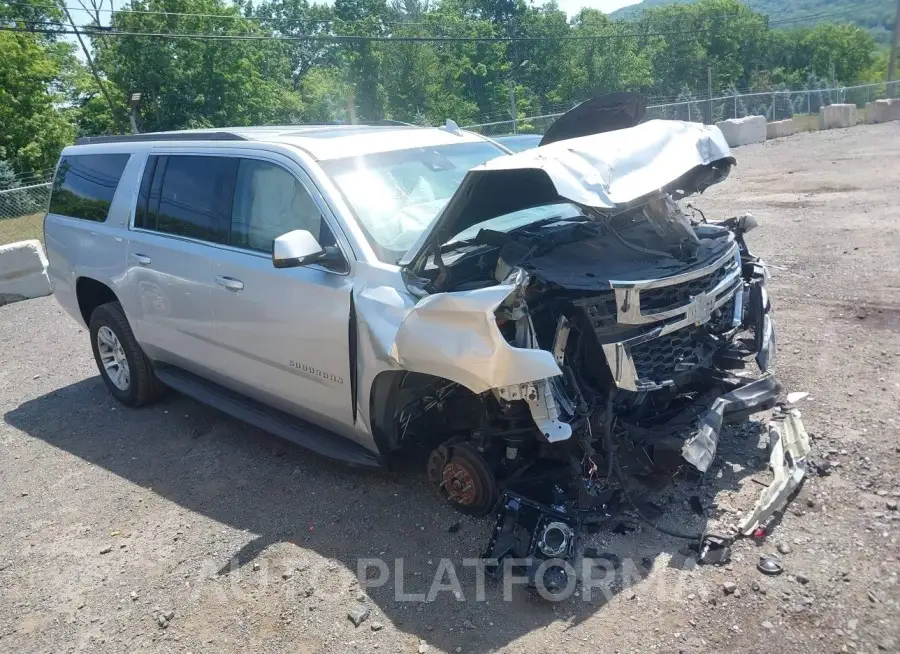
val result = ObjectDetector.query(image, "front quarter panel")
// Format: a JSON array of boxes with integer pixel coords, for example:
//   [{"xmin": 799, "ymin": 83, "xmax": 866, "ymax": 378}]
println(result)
[{"xmin": 354, "ymin": 265, "xmax": 562, "ymax": 450}]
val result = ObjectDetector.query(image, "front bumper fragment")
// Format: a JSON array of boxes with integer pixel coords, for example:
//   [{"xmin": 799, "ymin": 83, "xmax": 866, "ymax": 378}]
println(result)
[{"xmin": 681, "ymin": 373, "xmax": 783, "ymax": 472}]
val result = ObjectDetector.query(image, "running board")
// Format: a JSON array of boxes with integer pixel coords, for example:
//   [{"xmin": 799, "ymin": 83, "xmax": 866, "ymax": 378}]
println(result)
[{"xmin": 154, "ymin": 366, "xmax": 381, "ymax": 468}]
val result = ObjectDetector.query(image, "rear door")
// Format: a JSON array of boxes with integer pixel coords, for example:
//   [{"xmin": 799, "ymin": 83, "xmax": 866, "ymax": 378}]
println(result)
[
  {"xmin": 120, "ymin": 154, "xmax": 235, "ymax": 374},
  {"xmin": 206, "ymin": 153, "xmax": 356, "ymax": 435}
]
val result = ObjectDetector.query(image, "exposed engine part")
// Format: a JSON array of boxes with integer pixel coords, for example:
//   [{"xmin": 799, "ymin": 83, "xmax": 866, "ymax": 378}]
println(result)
[
  {"xmin": 482, "ymin": 491, "xmax": 580, "ymax": 596},
  {"xmin": 537, "ymin": 521, "xmax": 575, "ymax": 557}
]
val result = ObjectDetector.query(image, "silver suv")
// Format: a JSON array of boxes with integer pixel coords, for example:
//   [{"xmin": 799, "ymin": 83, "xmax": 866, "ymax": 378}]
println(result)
[{"xmin": 45, "ymin": 119, "xmax": 778, "ymax": 515}]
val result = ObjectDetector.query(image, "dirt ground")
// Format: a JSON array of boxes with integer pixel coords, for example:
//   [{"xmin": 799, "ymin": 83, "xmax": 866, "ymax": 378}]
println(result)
[{"xmin": 1, "ymin": 123, "xmax": 899, "ymax": 654}]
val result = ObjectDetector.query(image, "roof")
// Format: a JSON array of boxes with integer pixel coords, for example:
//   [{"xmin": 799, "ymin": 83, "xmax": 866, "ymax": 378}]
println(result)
[{"xmin": 74, "ymin": 124, "xmax": 491, "ymax": 160}]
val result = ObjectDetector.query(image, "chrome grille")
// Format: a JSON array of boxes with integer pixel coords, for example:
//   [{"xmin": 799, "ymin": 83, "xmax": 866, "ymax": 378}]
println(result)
[
  {"xmin": 639, "ymin": 259, "xmax": 735, "ymax": 315},
  {"xmin": 629, "ymin": 324, "xmax": 709, "ymax": 384}
]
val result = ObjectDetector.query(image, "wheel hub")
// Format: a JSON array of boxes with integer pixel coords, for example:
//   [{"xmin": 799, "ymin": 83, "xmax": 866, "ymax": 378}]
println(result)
[
  {"xmin": 441, "ymin": 460, "xmax": 481, "ymax": 506},
  {"xmin": 97, "ymin": 325, "xmax": 130, "ymax": 391}
]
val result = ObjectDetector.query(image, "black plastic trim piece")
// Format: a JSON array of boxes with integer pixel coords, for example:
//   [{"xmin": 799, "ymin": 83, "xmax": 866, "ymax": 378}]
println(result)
[
  {"xmin": 76, "ymin": 131, "xmax": 250, "ymax": 145},
  {"xmin": 154, "ymin": 365, "xmax": 381, "ymax": 468}
]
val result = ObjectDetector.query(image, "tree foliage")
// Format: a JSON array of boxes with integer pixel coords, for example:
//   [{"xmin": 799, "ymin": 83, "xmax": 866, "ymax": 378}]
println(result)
[{"xmin": 0, "ymin": 0, "xmax": 885, "ymax": 175}]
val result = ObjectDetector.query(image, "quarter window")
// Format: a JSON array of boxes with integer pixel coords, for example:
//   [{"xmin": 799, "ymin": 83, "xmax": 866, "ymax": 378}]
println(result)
[{"xmin": 49, "ymin": 154, "xmax": 130, "ymax": 222}]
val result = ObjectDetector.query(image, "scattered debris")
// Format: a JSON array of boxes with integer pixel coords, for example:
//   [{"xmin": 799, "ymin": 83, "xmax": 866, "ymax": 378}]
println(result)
[
  {"xmin": 738, "ymin": 408, "xmax": 811, "ymax": 535},
  {"xmin": 448, "ymin": 522, "xmax": 461, "ymax": 533},
  {"xmin": 723, "ymin": 581, "xmax": 737, "ymax": 595},
  {"xmin": 482, "ymin": 490, "xmax": 584, "ymax": 597},
  {"xmin": 698, "ymin": 536, "xmax": 732, "ymax": 566},
  {"xmin": 777, "ymin": 542, "xmax": 792, "ymax": 555},
  {"xmin": 762, "ymin": 620, "xmax": 774, "ymax": 630},
  {"xmin": 347, "ymin": 605, "xmax": 370, "ymax": 627},
  {"xmin": 795, "ymin": 573, "xmax": 810, "ymax": 585},
  {"xmin": 99, "ymin": 545, "xmax": 112, "ymax": 555},
  {"xmin": 370, "ymin": 622, "xmax": 384, "ymax": 632},
  {"xmin": 757, "ymin": 556, "xmax": 784, "ymax": 576},
  {"xmin": 786, "ymin": 392, "xmax": 809, "ymax": 404}
]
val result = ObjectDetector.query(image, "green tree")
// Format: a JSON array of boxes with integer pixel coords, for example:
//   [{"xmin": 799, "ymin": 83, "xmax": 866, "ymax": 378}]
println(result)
[
  {"xmin": 0, "ymin": 30, "xmax": 75, "ymax": 172},
  {"xmin": 94, "ymin": 0, "xmax": 302, "ymax": 132}
]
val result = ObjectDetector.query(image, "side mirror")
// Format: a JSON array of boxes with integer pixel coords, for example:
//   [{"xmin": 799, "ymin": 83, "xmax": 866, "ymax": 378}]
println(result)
[{"xmin": 273, "ymin": 229, "xmax": 325, "ymax": 269}]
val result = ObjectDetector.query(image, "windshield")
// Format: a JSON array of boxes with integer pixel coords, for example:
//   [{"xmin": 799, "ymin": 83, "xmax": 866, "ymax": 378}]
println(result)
[{"xmin": 319, "ymin": 141, "xmax": 506, "ymax": 263}]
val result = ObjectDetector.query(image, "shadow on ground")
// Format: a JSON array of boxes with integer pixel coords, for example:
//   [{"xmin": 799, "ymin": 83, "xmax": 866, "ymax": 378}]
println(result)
[{"xmin": 5, "ymin": 376, "xmax": 766, "ymax": 652}]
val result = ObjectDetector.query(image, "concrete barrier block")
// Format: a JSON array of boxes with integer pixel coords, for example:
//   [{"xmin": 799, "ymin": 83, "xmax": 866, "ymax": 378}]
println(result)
[
  {"xmin": 0, "ymin": 239, "xmax": 51, "ymax": 306},
  {"xmin": 866, "ymin": 98, "xmax": 900, "ymax": 124},
  {"xmin": 766, "ymin": 119, "xmax": 796, "ymax": 139},
  {"xmin": 715, "ymin": 115, "xmax": 767, "ymax": 147},
  {"xmin": 818, "ymin": 104, "xmax": 858, "ymax": 130}
]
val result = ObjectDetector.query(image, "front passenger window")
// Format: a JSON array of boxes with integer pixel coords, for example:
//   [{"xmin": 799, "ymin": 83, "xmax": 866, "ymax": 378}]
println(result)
[{"xmin": 231, "ymin": 159, "xmax": 334, "ymax": 253}]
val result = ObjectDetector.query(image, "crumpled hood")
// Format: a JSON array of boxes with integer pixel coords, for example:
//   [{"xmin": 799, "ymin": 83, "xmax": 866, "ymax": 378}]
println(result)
[{"xmin": 400, "ymin": 119, "xmax": 734, "ymax": 271}]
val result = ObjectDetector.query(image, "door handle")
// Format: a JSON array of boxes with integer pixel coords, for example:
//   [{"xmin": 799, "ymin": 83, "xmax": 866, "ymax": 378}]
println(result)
[
  {"xmin": 133, "ymin": 253, "xmax": 151, "ymax": 265},
  {"xmin": 215, "ymin": 276, "xmax": 244, "ymax": 291}
]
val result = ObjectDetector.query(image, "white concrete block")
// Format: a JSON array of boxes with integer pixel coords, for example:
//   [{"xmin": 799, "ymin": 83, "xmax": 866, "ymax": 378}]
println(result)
[
  {"xmin": 766, "ymin": 119, "xmax": 796, "ymax": 139},
  {"xmin": 0, "ymin": 239, "xmax": 51, "ymax": 306},
  {"xmin": 866, "ymin": 98, "xmax": 900, "ymax": 124},
  {"xmin": 715, "ymin": 115, "xmax": 767, "ymax": 147},
  {"xmin": 818, "ymin": 104, "xmax": 858, "ymax": 130}
]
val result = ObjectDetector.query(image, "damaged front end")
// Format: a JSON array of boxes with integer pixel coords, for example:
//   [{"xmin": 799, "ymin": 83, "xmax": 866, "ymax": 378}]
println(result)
[{"xmin": 378, "ymin": 120, "xmax": 789, "ymax": 545}]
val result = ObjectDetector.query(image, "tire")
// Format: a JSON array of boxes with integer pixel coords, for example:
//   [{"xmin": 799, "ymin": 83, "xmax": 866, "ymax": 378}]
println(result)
[
  {"xmin": 437, "ymin": 443, "xmax": 499, "ymax": 516},
  {"xmin": 89, "ymin": 301, "xmax": 166, "ymax": 407}
]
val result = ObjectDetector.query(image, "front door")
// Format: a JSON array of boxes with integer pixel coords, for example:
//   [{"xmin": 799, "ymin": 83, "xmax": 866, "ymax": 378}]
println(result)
[{"xmin": 206, "ymin": 155, "xmax": 356, "ymax": 436}]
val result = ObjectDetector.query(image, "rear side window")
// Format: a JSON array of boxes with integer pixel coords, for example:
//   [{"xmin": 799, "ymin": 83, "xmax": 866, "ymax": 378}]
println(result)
[{"xmin": 49, "ymin": 154, "xmax": 130, "ymax": 222}]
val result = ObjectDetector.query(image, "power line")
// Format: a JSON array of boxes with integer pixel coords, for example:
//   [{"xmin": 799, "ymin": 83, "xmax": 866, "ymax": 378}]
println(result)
[
  {"xmin": 6, "ymin": 2, "xmax": 751, "ymax": 33},
  {"xmin": 2, "ymin": 22, "xmax": 728, "ymax": 43}
]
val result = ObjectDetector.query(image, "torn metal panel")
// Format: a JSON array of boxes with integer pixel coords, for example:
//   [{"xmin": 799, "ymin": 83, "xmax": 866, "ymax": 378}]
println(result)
[
  {"xmin": 681, "ymin": 374, "xmax": 782, "ymax": 472},
  {"xmin": 390, "ymin": 278, "xmax": 562, "ymax": 395},
  {"xmin": 400, "ymin": 120, "xmax": 735, "ymax": 271},
  {"xmin": 683, "ymin": 397, "xmax": 727, "ymax": 473},
  {"xmin": 738, "ymin": 407, "xmax": 811, "ymax": 536},
  {"xmin": 494, "ymin": 380, "xmax": 573, "ymax": 442}
]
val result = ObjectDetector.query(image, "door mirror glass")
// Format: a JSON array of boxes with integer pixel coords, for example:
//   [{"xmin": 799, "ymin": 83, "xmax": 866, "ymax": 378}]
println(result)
[{"xmin": 273, "ymin": 229, "xmax": 325, "ymax": 268}]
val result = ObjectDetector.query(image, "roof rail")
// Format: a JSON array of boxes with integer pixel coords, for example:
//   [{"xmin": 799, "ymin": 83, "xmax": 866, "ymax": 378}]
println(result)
[{"xmin": 75, "ymin": 131, "xmax": 249, "ymax": 145}]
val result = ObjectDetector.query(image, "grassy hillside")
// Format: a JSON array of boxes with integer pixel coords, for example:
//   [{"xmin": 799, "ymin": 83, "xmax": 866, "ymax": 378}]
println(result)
[{"xmin": 610, "ymin": 0, "xmax": 895, "ymax": 42}]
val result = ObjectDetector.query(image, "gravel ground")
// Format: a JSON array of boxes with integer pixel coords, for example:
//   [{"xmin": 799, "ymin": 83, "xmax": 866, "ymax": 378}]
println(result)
[{"xmin": 2, "ymin": 122, "xmax": 899, "ymax": 654}]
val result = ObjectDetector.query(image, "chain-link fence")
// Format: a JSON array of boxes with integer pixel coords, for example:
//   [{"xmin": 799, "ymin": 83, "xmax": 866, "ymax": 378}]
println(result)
[
  {"xmin": 0, "ymin": 182, "xmax": 52, "ymax": 222},
  {"xmin": 465, "ymin": 81, "xmax": 900, "ymax": 136}
]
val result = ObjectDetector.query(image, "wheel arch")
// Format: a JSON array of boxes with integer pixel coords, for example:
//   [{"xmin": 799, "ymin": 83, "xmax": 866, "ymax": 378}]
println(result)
[
  {"xmin": 75, "ymin": 277, "xmax": 119, "ymax": 326},
  {"xmin": 368, "ymin": 369, "xmax": 483, "ymax": 455}
]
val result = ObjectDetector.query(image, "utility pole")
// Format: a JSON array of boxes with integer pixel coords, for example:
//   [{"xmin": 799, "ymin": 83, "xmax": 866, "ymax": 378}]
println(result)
[
  {"xmin": 63, "ymin": 6, "xmax": 127, "ymax": 134},
  {"xmin": 508, "ymin": 78, "xmax": 517, "ymax": 134},
  {"xmin": 707, "ymin": 65, "xmax": 713, "ymax": 124},
  {"xmin": 889, "ymin": 0, "xmax": 900, "ymax": 81}
]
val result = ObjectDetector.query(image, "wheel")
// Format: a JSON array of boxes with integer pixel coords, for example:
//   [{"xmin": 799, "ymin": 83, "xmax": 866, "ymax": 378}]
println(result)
[
  {"xmin": 89, "ymin": 301, "xmax": 166, "ymax": 407},
  {"xmin": 433, "ymin": 443, "xmax": 499, "ymax": 516}
]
